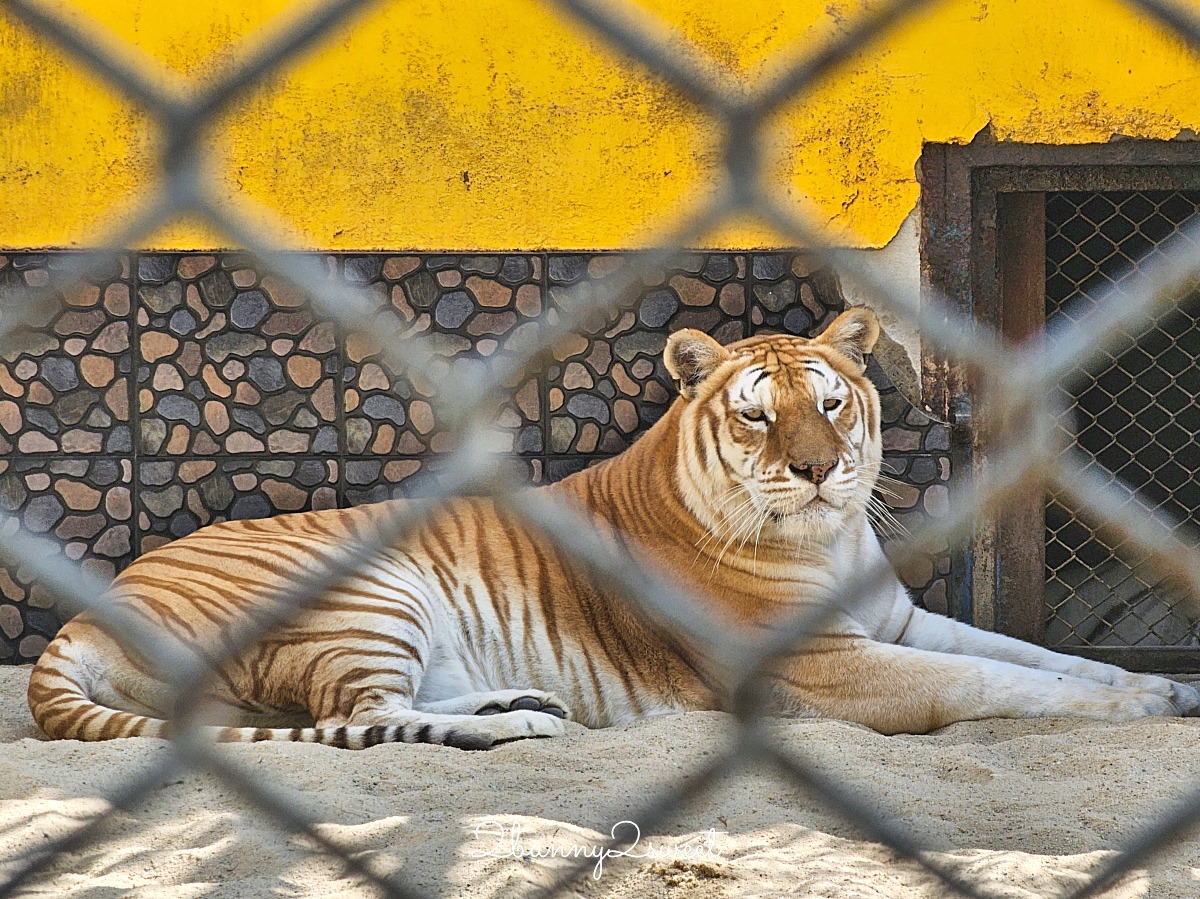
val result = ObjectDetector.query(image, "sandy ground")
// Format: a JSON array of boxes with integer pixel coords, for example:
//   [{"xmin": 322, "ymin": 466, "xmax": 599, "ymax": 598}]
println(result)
[{"xmin": 2, "ymin": 667, "xmax": 1200, "ymax": 898}]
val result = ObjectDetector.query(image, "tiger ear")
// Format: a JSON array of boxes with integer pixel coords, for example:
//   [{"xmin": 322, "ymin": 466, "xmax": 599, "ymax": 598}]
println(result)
[
  {"xmin": 815, "ymin": 306, "xmax": 879, "ymax": 372},
  {"xmin": 664, "ymin": 329, "xmax": 729, "ymax": 399}
]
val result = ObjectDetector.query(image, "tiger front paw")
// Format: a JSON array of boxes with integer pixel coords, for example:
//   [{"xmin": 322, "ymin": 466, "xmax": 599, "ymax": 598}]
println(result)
[
  {"xmin": 1166, "ymin": 680, "xmax": 1200, "ymax": 716},
  {"xmin": 1068, "ymin": 661, "xmax": 1200, "ymax": 717},
  {"xmin": 474, "ymin": 690, "xmax": 570, "ymax": 720},
  {"xmin": 1109, "ymin": 672, "xmax": 1200, "ymax": 716}
]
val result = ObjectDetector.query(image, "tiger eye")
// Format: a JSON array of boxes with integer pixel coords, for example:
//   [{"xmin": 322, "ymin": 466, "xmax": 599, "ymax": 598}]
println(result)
[
  {"xmin": 741, "ymin": 408, "xmax": 766, "ymax": 422},
  {"xmin": 822, "ymin": 398, "xmax": 841, "ymax": 412}
]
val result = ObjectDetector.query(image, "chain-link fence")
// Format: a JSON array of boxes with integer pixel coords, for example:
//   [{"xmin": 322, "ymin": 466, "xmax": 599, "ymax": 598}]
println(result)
[
  {"xmin": 3, "ymin": 0, "xmax": 1200, "ymax": 896},
  {"xmin": 1046, "ymin": 189, "xmax": 1200, "ymax": 651}
]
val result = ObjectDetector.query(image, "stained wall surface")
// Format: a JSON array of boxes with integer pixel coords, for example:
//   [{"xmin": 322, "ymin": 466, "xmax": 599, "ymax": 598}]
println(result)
[{"xmin": 2, "ymin": 0, "xmax": 1200, "ymax": 251}]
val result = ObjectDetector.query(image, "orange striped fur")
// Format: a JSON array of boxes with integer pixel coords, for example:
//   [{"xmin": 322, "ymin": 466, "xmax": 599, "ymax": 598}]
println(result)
[{"xmin": 28, "ymin": 308, "xmax": 1200, "ymax": 747}]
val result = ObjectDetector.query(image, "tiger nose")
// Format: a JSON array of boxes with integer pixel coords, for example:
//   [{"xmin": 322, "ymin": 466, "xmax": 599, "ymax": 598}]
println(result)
[{"xmin": 788, "ymin": 460, "xmax": 836, "ymax": 485}]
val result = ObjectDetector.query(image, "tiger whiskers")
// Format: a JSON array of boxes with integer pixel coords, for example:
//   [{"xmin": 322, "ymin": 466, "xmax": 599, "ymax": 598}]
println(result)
[
  {"xmin": 691, "ymin": 486, "xmax": 754, "ymax": 557},
  {"xmin": 702, "ymin": 493, "xmax": 770, "ymax": 575},
  {"xmin": 867, "ymin": 495, "xmax": 910, "ymax": 540},
  {"xmin": 691, "ymin": 489, "xmax": 758, "ymax": 571},
  {"xmin": 712, "ymin": 499, "xmax": 768, "ymax": 573},
  {"xmin": 859, "ymin": 461, "xmax": 907, "ymax": 502},
  {"xmin": 871, "ymin": 482, "xmax": 904, "ymax": 503},
  {"xmin": 857, "ymin": 461, "xmax": 914, "ymax": 540},
  {"xmin": 733, "ymin": 501, "xmax": 770, "ymax": 560},
  {"xmin": 750, "ymin": 506, "xmax": 771, "ymax": 575}
]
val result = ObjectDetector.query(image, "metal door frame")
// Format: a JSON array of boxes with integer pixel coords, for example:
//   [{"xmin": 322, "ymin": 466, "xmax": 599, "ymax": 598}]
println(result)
[{"xmin": 920, "ymin": 139, "xmax": 1200, "ymax": 671}]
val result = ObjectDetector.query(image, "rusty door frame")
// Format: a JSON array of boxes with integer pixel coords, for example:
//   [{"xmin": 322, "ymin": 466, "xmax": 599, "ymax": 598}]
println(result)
[{"xmin": 919, "ymin": 139, "xmax": 1200, "ymax": 671}]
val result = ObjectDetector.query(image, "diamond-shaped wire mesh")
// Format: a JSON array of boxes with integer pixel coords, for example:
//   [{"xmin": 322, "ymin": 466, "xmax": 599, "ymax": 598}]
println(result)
[
  {"xmin": 1045, "ymin": 190, "xmax": 1200, "ymax": 648},
  {"xmin": 4, "ymin": 1, "xmax": 1200, "ymax": 898}
]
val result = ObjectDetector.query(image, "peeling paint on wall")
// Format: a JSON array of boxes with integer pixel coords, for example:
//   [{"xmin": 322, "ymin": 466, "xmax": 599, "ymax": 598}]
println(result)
[{"xmin": 839, "ymin": 210, "xmax": 923, "ymax": 396}]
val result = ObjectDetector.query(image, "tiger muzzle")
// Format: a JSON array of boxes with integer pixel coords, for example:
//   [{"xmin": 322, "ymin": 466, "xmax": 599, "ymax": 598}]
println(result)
[{"xmin": 774, "ymin": 405, "xmax": 844, "ymax": 489}]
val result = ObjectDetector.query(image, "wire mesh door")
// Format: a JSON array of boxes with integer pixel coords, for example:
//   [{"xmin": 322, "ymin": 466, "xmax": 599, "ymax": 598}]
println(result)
[{"xmin": 1044, "ymin": 190, "xmax": 1200, "ymax": 650}]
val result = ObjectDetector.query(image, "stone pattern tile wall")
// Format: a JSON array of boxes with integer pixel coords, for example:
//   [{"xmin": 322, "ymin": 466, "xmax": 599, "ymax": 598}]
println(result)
[
  {"xmin": 0, "ymin": 251, "xmax": 952, "ymax": 661},
  {"xmin": 135, "ymin": 254, "xmax": 341, "ymax": 458},
  {"xmin": 0, "ymin": 254, "xmax": 133, "ymax": 457}
]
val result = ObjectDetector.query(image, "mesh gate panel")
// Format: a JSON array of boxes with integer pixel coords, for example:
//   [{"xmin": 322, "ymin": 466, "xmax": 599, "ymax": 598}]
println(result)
[{"xmin": 1044, "ymin": 190, "xmax": 1200, "ymax": 647}]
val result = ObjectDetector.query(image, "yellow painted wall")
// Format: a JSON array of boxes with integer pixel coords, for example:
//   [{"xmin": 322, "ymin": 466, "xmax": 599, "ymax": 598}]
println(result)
[{"xmin": 3, "ymin": 0, "xmax": 1200, "ymax": 251}]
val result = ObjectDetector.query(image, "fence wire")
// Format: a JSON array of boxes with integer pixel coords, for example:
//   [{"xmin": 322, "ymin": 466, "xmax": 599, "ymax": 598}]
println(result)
[
  {"xmin": 0, "ymin": 0, "xmax": 1199, "ymax": 897},
  {"xmin": 1044, "ymin": 190, "xmax": 1200, "ymax": 648}
]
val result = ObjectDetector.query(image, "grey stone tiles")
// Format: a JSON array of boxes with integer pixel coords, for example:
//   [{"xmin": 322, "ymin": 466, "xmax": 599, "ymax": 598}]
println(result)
[
  {"xmin": 341, "ymin": 254, "xmax": 543, "ymax": 458},
  {"xmin": 136, "ymin": 255, "xmax": 340, "ymax": 456},
  {"xmin": 137, "ymin": 458, "xmax": 338, "ymax": 553},
  {"xmin": 0, "ymin": 254, "xmax": 133, "ymax": 457},
  {"xmin": 0, "ymin": 456, "xmax": 133, "ymax": 661}
]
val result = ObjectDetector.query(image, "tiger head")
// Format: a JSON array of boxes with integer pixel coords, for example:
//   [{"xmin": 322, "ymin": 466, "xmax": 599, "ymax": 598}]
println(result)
[{"xmin": 663, "ymin": 307, "xmax": 883, "ymax": 549}]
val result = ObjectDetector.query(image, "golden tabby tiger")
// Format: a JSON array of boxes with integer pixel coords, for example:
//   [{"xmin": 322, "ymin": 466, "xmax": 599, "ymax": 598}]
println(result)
[{"xmin": 28, "ymin": 307, "xmax": 1199, "ymax": 748}]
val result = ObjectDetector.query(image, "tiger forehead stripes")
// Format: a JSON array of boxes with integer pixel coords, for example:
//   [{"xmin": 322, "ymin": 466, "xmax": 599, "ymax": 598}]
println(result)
[{"xmin": 27, "ymin": 307, "xmax": 1200, "ymax": 748}]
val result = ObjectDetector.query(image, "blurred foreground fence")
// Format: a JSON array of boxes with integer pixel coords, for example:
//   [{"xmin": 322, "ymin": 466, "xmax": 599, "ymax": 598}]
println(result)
[{"xmin": 3, "ymin": 0, "xmax": 1200, "ymax": 896}]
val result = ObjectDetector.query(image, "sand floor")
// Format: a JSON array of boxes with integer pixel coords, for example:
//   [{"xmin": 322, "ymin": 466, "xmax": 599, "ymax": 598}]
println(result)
[{"xmin": 2, "ymin": 666, "xmax": 1200, "ymax": 897}]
